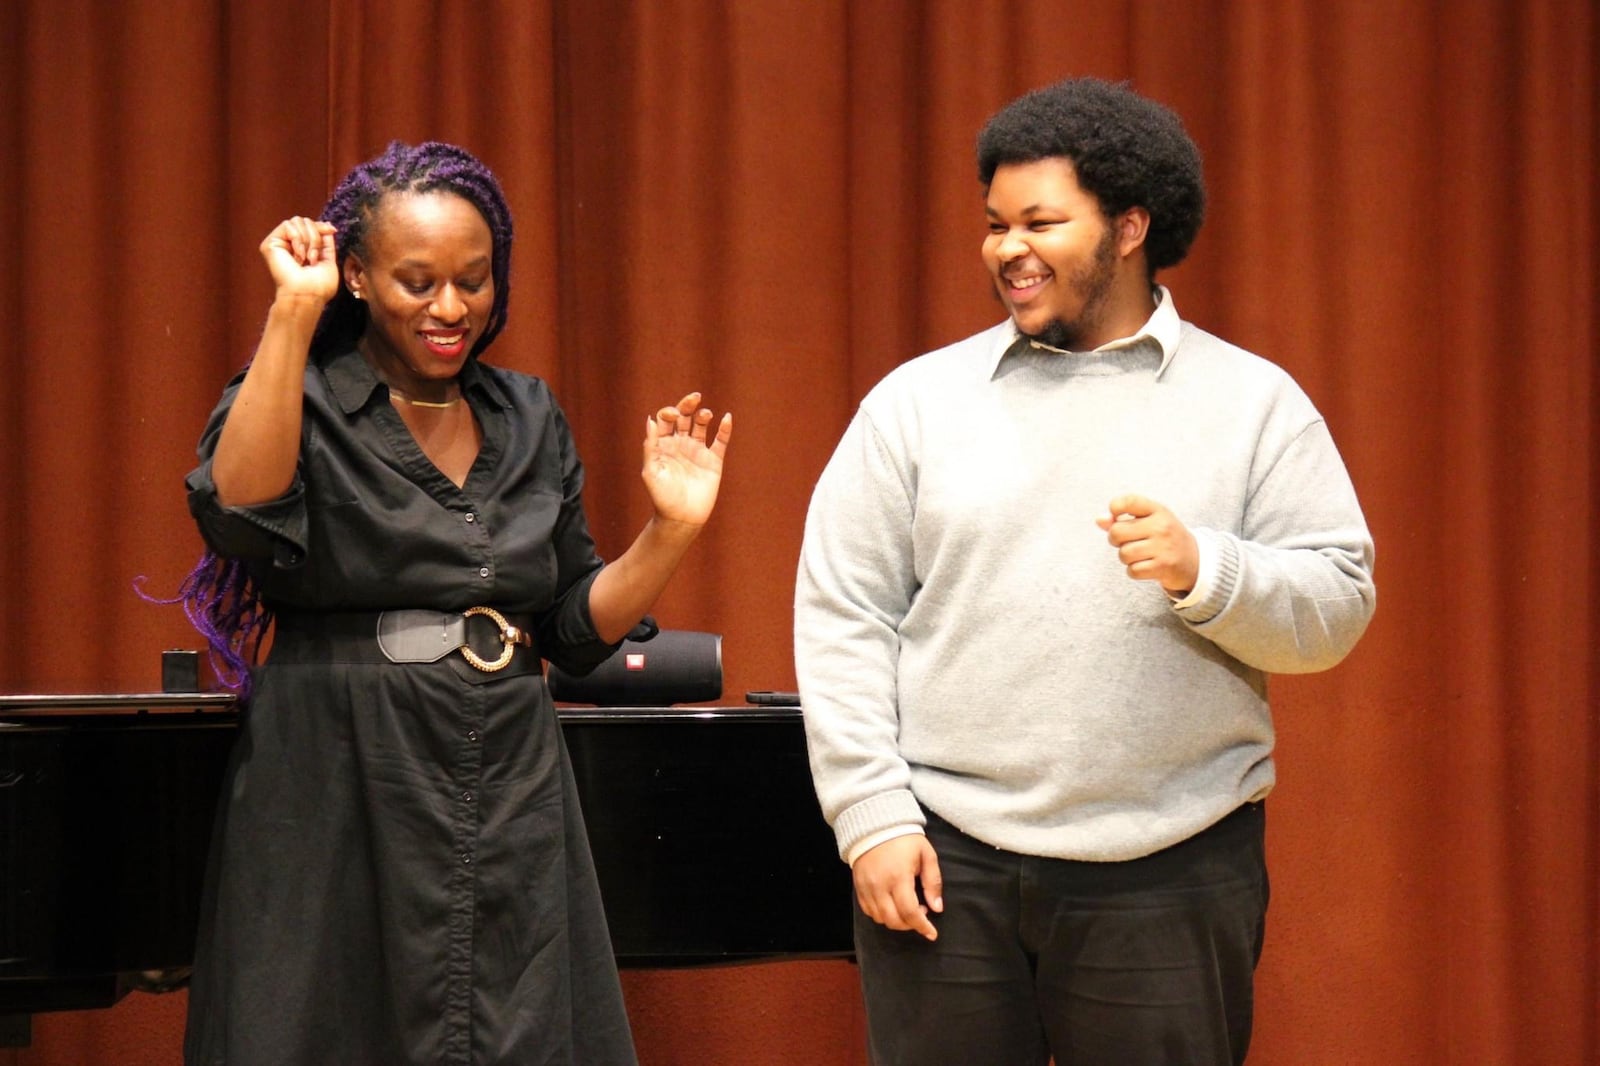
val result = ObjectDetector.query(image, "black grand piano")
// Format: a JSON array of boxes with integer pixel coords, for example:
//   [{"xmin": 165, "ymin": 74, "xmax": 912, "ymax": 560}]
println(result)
[{"xmin": 0, "ymin": 690, "xmax": 853, "ymax": 1048}]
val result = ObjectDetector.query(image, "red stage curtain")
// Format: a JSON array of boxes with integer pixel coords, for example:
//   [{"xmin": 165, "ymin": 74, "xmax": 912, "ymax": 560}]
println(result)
[{"xmin": 1, "ymin": 2, "xmax": 1593, "ymax": 1063}]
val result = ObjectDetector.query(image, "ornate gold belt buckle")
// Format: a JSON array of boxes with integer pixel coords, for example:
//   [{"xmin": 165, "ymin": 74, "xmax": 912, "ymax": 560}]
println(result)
[{"xmin": 458, "ymin": 606, "xmax": 531, "ymax": 672}]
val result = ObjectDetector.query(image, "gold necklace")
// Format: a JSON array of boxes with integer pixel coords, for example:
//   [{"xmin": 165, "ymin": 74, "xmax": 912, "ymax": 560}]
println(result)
[{"xmin": 389, "ymin": 387, "xmax": 464, "ymax": 409}]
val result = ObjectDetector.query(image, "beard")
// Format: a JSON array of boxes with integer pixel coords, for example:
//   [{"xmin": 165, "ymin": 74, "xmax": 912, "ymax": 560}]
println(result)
[{"xmin": 1020, "ymin": 225, "xmax": 1120, "ymax": 351}]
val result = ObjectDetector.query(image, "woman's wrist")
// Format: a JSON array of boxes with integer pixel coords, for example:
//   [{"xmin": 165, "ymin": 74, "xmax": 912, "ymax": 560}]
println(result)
[
  {"xmin": 645, "ymin": 513, "xmax": 705, "ymax": 544},
  {"xmin": 268, "ymin": 288, "xmax": 331, "ymax": 323}
]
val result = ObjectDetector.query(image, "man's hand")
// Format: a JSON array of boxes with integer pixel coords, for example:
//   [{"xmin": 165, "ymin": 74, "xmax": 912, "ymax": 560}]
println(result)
[
  {"xmin": 852, "ymin": 834, "xmax": 943, "ymax": 941},
  {"xmin": 1096, "ymin": 493, "xmax": 1199, "ymax": 595}
]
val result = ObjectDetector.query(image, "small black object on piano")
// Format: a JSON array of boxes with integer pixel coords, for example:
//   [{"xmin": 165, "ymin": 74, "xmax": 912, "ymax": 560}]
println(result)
[
  {"xmin": 744, "ymin": 691, "xmax": 800, "ymax": 707},
  {"xmin": 161, "ymin": 649, "xmax": 202, "ymax": 693}
]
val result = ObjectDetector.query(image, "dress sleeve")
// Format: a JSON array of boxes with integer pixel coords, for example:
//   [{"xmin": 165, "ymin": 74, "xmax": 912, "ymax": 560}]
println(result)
[
  {"xmin": 532, "ymin": 402, "xmax": 621, "ymax": 676},
  {"xmin": 184, "ymin": 375, "xmax": 310, "ymax": 570}
]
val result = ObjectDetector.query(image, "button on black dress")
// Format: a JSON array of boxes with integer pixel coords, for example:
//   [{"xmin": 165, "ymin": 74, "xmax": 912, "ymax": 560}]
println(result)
[{"xmin": 182, "ymin": 349, "xmax": 637, "ymax": 1065}]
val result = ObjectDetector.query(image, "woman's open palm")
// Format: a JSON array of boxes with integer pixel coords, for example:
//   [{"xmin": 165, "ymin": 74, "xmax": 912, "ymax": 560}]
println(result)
[{"xmin": 641, "ymin": 392, "xmax": 733, "ymax": 527}]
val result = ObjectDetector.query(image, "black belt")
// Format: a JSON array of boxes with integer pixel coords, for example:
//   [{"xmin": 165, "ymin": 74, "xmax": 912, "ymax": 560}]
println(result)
[{"xmin": 272, "ymin": 608, "xmax": 539, "ymax": 673}]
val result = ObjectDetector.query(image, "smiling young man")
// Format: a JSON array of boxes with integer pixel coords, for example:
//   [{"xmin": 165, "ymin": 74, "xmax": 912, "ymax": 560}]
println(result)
[{"xmin": 795, "ymin": 79, "xmax": 1376, "ymax": 1065}]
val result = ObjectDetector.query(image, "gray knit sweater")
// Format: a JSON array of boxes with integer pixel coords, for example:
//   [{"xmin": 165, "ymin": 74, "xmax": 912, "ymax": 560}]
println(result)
[{"xmin": 794, "ymin": 296, "xmax": 1376, "ymax": 862}]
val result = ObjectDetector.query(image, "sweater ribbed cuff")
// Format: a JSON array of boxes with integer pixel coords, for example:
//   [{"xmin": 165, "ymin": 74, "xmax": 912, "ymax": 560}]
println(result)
[
  {"xmin": 845, "ymin": 825, "xmax": 926, "ymax": 866},
  {"xmin": 1174, "ymin": 528, "xmax": 1240, "ymax": 625},
  {"xmin": 832, "ymin": 788, "xmax": 925, "ymax": 862}
]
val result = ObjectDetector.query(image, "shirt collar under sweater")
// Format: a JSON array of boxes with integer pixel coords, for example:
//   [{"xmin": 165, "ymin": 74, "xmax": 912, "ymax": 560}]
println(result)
[{"xmin": 987, "ymin": 284, "xmax": 1181, "ymax": 379}]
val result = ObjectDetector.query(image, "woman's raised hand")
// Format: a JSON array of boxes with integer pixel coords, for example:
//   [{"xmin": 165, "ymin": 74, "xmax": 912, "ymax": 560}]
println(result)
[
  {"xmin": 641, "ymin": 392, "xmax": 733, "ymax": 527},
  {"xmin": 260, "ymin": 216, "xmax": 339, "ymax": 304}
]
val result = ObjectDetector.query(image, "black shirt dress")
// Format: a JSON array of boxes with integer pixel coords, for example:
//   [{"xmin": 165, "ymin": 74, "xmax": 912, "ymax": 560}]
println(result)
[{"xmin": 182, "ymin": 348, "xmax": 638, "ymax": 1065}]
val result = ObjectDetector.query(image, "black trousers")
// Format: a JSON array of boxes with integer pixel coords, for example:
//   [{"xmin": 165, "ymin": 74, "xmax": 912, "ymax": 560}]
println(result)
[{"xmin": 855, "ymin": 803, "xmax": 1269, "ymax": 1066}]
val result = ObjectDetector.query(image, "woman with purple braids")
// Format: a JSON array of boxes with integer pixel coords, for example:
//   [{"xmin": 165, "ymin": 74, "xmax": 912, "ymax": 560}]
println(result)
[{"xmin": 180, "ymin": 141, "xmax": 731, "ymax": 1065}]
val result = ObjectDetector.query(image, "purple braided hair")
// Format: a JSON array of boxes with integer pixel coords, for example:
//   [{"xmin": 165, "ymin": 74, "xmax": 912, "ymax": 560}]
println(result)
[
  {"xmin": 136, "ymin": 552, "xmax": 272, "ymax": 698},
  {"xmin": 161, "ymin": 142, "xmax": 516, "ymax": 700}
]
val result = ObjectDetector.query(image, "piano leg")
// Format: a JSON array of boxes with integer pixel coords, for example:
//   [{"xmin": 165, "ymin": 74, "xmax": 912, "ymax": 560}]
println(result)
[{"xmin": 1, "ymin": 1013, "xmax": 31, "ymax": 1049}]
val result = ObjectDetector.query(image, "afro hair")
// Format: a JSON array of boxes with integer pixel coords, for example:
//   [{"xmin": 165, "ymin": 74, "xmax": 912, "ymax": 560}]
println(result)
[{"xmin": 977, "ymin": 78, "xmax": 1205, "ymax": 273}]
